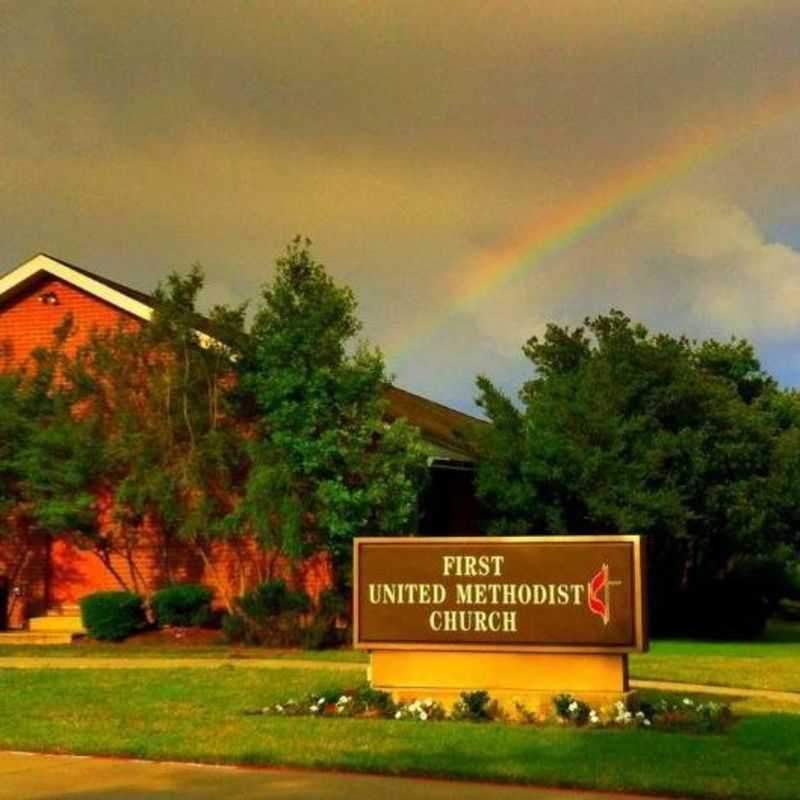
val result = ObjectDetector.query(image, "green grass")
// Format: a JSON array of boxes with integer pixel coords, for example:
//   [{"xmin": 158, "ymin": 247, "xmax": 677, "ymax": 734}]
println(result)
[
  {"xmin": 0, "ymin": 667, "xmax": 798, "ymax": 800},
  {"xmin": 629, "ymin": 621, "xmax": 800, "ymax": 692},
  {"xmin": 2, "ymin": 620, "xmax": 798, "ymax": 692},
  {"xmin": 0, "ymin": 642, "xmax": 368, "ymax": 662}
]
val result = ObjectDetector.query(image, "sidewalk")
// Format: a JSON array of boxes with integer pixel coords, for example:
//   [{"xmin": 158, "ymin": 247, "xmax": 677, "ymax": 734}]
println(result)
[
  {"xmin": 630, "ymin": 678, "xmax": 800, "ymax": 704},
  {"xmin": 0, "ymin": 751, "xmax": 677, "ymax": 800}
]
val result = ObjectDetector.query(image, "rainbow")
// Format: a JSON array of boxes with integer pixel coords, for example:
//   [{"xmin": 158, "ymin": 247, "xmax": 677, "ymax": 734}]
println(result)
[{"xmin": 386, "ymin": 80, "xmax": 800, "ymax": 360}]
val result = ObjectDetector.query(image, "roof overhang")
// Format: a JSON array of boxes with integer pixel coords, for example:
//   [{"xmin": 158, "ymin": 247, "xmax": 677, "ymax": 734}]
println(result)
[
  {"xmin": 1, "ymin": 253, "xmax": 485, "ymax": 460},
  {"xmin": 0, "ymin": 253, "xmax": 154, "ymax": 321}
]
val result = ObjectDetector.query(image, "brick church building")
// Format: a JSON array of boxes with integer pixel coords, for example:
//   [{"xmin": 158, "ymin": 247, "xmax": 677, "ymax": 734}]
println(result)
[{"xmin": 0, "ymin": 253, "xmax": 483, "ymax": 636}]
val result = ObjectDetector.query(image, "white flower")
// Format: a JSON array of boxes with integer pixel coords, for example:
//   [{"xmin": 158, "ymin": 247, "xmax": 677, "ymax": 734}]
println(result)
[
  {"xmin": 276, "ymin": 705, "xmax": 283, "ymax": 713},
  {"xmin": 635, "ymin": 711, "xmax": 645, "ymax": 719},
  {"xmin": 419, "ymin": 710, "xmax": 428, "ymax": 721},
  {"xmin": 309, "ymin": 705, "xmax": 319, "ymax": 713},
  {"xmin": 395, "ymin": 711, "xmax": 402, "ymax": 719},
  {"xmin": 643, "ymin": 719, "xmax": 652, "ymax": 727},
  {"xmin": 683, "ymin": 698, "xmax": 694, "ymax": 707},
  {"xmin": 318, "ymin": 697, "xmax": 326, "ymax": 705},
  {"xmin": 568, "ymin": 701, "xmax": 579, "ymax": 712}
]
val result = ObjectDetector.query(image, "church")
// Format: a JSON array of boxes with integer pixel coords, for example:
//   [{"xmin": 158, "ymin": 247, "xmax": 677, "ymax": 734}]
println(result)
[{"xmin": 0, "ymin": 253, "xmax": 483, "ymax": 636}]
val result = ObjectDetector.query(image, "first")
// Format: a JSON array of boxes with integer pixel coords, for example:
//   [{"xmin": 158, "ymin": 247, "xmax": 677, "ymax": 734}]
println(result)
[{"xmin": 442, "ymin": 554, "xmax": 505, "ymax": 577}]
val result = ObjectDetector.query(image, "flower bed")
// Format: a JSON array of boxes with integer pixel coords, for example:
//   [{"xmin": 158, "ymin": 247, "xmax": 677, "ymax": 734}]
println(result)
[{"xmin": 247, "ymin": 686, "xmax": 734, "ymax": 733}]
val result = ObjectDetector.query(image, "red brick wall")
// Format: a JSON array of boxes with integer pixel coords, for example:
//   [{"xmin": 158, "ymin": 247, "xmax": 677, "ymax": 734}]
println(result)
[
  {"xmin": 0, "ymin": 274, "xmax": 334, "ymax": 618},
  {"xmin": 47, "ymin": 531, "xmax": 333, "ymax": 610},
  {"xmin": 0, "ymin": 276, "xmax": 135, "ymax": 371}
]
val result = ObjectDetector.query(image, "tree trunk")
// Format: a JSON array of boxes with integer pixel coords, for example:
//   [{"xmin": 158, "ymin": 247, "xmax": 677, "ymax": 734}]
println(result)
[{"xmin": 195, "ymin": 544, "xmax": 234, "ymax": 613}]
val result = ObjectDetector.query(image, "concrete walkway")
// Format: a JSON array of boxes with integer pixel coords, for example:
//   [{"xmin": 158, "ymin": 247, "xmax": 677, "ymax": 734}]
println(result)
[
  {"xmin": 1, "ymin": 655, "xmax": 799, "ymax": 704},
  {"xmin": 0, "ymin": 751, "xmax": 676, "ymax": 800},
  {"xmin": 630, "ymin": 678, "xmax": 800, "ymax": 704}
]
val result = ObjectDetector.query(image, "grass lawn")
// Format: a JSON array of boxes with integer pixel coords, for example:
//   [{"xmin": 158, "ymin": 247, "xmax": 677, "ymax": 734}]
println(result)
[
  {"xmin": 0, "ymin": 641, "xmax": 368, "ymax": 662},
  {"xmin": 2, "ymin": 622, "xmax": 799, "ymax": 694},
  {"xmin": 0, "ymin": 666, "xmax": 798, "ymax": 800},
  {"xmin": 629, "ymin": 621, "xmax": 800, "ymax": 692}
]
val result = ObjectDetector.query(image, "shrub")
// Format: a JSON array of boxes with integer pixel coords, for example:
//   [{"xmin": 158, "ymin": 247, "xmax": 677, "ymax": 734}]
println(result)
[
  {"xmin": 786, "ymin": 561, "xmax": 800, "ymax": 599},
  {"xmin": 394, "ymin": 698, "xmax": 447, "ymax": 721},
  {"xmin": 225, "ymin": 580, "xmax": 312, "ymax": 646},
  {"xmin": 253, "ymin": 685, "xmax": 396, "ymax": 718},
  {"xmin": 778, "ymin": 598, "xmax": 800, "ymax": 621},
  {"xmin": 681, "ymin": 555, "xmax": 794, "ymax": 639},
  {"xmin": 651, "ymin": 697, "xmax": 734, "ymax": 733},
  {"xmin": 80, "ymin": 591, "xmax": 146, "ymax": 641},
  {"xmin": 451, "ymin": 690, "xmax": 494, "ymax": 721},
  {"xmin": 301, "ymin": 589, "xmax": 348, "ymax": 650},
  {"xmin": 152, "ymin": 584, "xmax": 213, "ymax": 628},
  {"xmin": 352, "ymin": 686, "xmax": 396, "ymax": 717},
  {"xmin": 221, "ymin": 612, "xmax": 247, "ymax": 643},
  {"xmin": 512, "ymin": 700, "xmax": 538, "ymax": 724},
  {"xmin": 553, "ymin": 693, "xmax": 591, "ymax": 726}
]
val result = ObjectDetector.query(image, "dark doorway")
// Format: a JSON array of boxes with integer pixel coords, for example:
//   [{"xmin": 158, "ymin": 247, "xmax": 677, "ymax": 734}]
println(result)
[{"xmin": 418, "ymin": 462, "xmax": 481, "ymax": 535}]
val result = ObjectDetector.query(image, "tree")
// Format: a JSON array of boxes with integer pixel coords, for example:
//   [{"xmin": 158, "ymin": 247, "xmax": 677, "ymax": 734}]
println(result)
[
  {"xmin": 474, "ymin": 310, "xmax": 796, "ymax": 637},
  {"xmin": 0, "ymin": 370, "xmax": 42, "ymax": 619},
  {"xmin": 240, "ymin": 238, "xmax": 428, "ymax": 587},
  {"xmin": 2, "ymin": 240, "xmax": 428, "ymax": 616},
  {"xmin": 54, "ymin": 269, "xmax": 250, "ymax": 610},
  {"xmin": 0, "ymin": 332, "xmax": 100, "ymax": 621}
]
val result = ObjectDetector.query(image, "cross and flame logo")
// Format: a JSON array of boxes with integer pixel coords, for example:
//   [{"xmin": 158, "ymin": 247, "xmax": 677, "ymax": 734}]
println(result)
[{"xmin": 587, "ymin": 563, "xmax": 622, "ymax": 626}]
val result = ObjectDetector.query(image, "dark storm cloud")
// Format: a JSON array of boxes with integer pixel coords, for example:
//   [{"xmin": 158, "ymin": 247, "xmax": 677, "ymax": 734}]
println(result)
[{"xmin": 2, "ymin": 1, "xmax": 800, "ymax": 411}]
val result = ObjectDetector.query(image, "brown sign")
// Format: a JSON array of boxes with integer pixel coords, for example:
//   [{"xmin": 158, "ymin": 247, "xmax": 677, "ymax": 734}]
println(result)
[{"xmin": 353, "ymin": 536, "xmax": 648, "ymax": 653}]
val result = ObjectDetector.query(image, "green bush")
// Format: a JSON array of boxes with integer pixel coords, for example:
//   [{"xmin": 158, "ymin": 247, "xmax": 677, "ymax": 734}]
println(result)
[
  {"xmin": 553, "ymin": 693, "xmax": 591, "ymax": 726},
  {"xmin": 452, "ymin": 690, "xmax": 494, "ymax": 721},
  {"xmin": 80, "ymin": 591, "xmax": 146, "ymax": 641},
  {"xmin": 221, "ymin": 612, "xmax": 247, "ymax": 643},
  {"xmin": 301, "ymin": 589, "xmax": 347, "ymax": 650},
  {"xmin": 224, "ymin": 580, "xmax": 312, "ymax": 646},
  {"xmin": 787, "ymin": 561, "xmax": 800, "ymax": 599},
  {"xmin": 682, "ymin": 555, "xmax": 794, "ymax": 639},
  {"xmin": 778, "ymin": 598, "xmax": 800, "ymax": 621},
  {"xmin": 152, "ymin": 584, "xmax": 213, "ymax": 627}
]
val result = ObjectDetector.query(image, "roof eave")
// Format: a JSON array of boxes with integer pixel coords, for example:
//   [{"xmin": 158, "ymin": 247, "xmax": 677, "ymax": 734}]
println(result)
[{"xmin": 0, "ymin": 253, "xmax": 155, "ymax": 322}]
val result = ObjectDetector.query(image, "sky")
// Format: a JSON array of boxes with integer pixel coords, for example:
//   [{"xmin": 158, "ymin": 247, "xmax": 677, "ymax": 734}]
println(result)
[{"xmin": 2, "ymin": 1, "xmax": 800, "ymax": 415}]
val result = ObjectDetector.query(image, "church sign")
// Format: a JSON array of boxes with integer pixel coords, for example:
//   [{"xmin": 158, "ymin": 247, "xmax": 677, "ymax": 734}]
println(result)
[{"xmin": 353, "ymin": 536, "xmax": 648, "ymax": 653}]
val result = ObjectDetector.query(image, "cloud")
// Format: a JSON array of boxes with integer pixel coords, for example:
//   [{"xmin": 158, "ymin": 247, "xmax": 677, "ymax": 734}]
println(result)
[
  {"xmin": 633, "ymin": 195, "xmax": 800, "ymax": 338},
  {"xmin": 471, "ymin": 193, "xmax": 800, "ymax": 355},
  {"xmin": 2, "ymin": 1, "xmax": 800, "ymax": 411}
]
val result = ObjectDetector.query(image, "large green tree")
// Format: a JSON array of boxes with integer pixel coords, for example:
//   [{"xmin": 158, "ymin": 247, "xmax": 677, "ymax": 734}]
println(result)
[
  {"xmin": 3, "ymin": 240, "xmax": 428, "ymax": 613},
  {"xmin": 240, "ymin": 238, "xmax": 428, "ymax": 585},
  {"xmin": 474, "ymin": 310, "xmax": 798, "ymax": 637},
  {"xmin": 59, "ymin": 269, "xmax": 250, "ymax": 608}
]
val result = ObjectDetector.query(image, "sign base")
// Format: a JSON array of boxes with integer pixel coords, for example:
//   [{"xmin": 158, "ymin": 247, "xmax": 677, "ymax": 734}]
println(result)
[{"xmin": 370, "ymin": 650, "xmax": 635, "ymax": 717}]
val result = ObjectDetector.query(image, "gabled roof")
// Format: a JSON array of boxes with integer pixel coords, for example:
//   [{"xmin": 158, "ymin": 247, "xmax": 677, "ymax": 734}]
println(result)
[
  {"xmin": 0, "ymin": 253, "xmax": 155, "ymax": 321},
  {"xmin": 384, "ymin": 386, "xmax": 485, "ymax": 460},
  {"xmin": 0, "ymin": 253, "xmax": 485, "ymax": 460}
]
